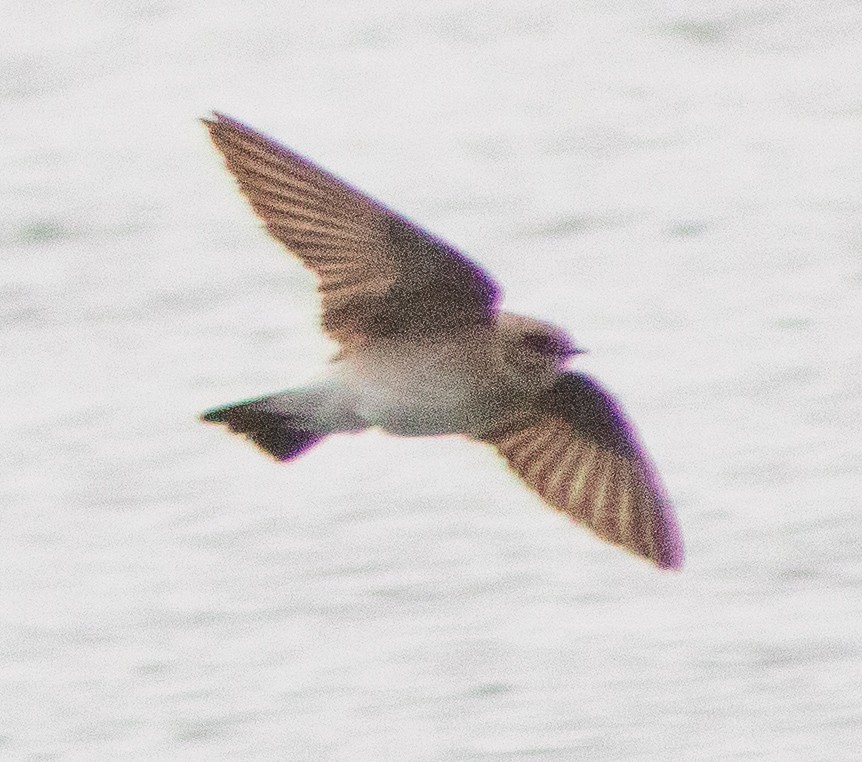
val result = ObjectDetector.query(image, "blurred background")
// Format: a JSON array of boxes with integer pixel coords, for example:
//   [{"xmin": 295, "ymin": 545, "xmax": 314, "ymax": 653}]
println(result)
[{"xmin": 1, "ymin": 1, "xmax": 861, "ymax": 759}]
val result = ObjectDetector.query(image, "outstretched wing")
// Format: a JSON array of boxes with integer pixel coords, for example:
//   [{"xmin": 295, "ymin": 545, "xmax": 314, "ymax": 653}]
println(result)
[
  {"xmin": 483, "ymin": 372, "xmax": 683, "ymax": 569},
  {"xmin": 203, "ymin": 113, "xmax": 499, "ymax": 348}
]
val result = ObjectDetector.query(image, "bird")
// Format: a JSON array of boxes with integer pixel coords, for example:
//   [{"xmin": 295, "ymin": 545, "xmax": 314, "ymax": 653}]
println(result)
[{"xmin": 199, "ymin": 112, "xmax": 683, "ymax": 570}]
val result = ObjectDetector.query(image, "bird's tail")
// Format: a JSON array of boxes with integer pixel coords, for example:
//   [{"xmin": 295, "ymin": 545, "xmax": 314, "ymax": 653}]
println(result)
[{"xmin": 200, "ymin": 398, "xmax": 323, "ymax": 461}]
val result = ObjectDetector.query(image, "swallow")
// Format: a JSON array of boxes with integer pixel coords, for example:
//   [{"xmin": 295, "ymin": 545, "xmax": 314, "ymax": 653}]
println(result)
[{"xmin": 199, "ymin": 113, "xmax": 683, "ymax": 570}]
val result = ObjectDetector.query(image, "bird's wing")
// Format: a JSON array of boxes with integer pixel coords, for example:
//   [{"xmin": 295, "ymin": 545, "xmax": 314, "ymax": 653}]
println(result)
[
  {"xmin": 482, "ymin": 372, "xmax": 683, "ymax": 569},
  {"xmin": 203, "ymin": 113, "xmax": 499, "ymax": 348}
]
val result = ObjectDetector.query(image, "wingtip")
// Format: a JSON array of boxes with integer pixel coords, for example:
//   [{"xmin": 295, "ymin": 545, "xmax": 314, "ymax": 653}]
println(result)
[
  {"xmin": 654, "ymin": 524, "xmax": 685, "ymax": 571},
  {"xmin": 202, "ymin": 111, "xmax": 248, "ymax": 130},
  {"xmin": 199, "ymin": 407, "xmax": 227, "ymax": 423},
  {"xmin": 656, "ymin": 552, "xmax": 684, "ymax": 572},
  {"xmin": 200, "ymin": 111, "xmax": 235, "ymax": 132}
]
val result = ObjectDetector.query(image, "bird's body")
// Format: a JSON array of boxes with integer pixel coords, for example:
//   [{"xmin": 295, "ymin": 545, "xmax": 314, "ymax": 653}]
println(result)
[
  {"xmin": 200, "ymin": 113, "xmax": 684, "ymax": 569},
  {"xmin": 332, "ymin": 315, "xmax": 560, "ymax": 436},
  {"xmin": 336, "ymin": 327, "xmax": 506, "ymax": 436}
]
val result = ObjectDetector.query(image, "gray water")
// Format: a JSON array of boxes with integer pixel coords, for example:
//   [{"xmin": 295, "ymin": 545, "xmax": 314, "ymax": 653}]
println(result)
[{"xmin": 2, "ymin": 1, "xmax": 861, "ymax": 759}]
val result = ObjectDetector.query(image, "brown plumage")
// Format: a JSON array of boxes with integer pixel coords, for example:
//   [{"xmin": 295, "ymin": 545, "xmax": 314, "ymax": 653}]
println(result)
[
  {"xmin": 483, "ymin": 373, "xmax": 680, "ymax": 569},
  {"xmin": 203, "ymin": 114, "xmax": 497, "ymax": 347},
  {"xmin": 200, "ymin": 113, "xmax": 684, "ymax": 570}
]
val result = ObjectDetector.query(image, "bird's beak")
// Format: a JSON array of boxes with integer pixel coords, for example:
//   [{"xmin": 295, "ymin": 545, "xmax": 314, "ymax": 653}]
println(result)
[{"xmin": 563, "ymin": 344, "xmax": 588, "ymax": 358}]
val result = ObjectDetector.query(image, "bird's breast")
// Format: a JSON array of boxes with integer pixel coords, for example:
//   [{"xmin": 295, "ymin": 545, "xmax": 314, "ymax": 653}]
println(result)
[{"xmin": 333, "ymin": 330, "xmax": 512, "ymax": 436}]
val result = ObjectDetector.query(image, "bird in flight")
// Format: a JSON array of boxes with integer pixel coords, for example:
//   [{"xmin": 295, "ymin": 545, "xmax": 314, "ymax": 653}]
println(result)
[{"xmin": 200, "ymin": 113, "xmax": 683, "ymax": 570}]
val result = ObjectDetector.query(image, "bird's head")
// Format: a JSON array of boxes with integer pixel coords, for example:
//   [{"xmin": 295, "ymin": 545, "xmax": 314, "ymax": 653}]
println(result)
[{"xmin": 498, "ymin": 313, "xmax": 585, "ymax": 387}]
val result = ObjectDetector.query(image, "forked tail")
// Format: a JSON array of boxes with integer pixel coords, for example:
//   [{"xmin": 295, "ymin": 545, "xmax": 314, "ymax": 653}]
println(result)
[{"xmin": 200, "ymin": 400, "xmax": 323, "ymax": 461}]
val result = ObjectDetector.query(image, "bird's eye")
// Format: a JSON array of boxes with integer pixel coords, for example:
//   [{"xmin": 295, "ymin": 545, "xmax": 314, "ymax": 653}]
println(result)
[{"xmin": 523, "ymin": 332, "xmax": 561, "ymax": 356}]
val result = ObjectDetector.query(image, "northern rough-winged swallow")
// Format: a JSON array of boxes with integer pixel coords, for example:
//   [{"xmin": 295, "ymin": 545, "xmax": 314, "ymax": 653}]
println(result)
[{"xmin": 200, "ymin": 113, "xmax": 683, "ymax": 570}]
